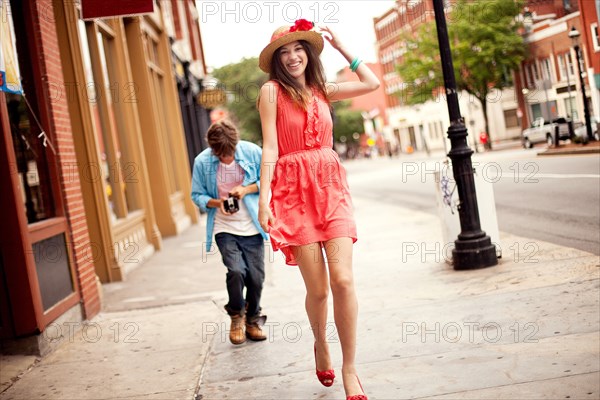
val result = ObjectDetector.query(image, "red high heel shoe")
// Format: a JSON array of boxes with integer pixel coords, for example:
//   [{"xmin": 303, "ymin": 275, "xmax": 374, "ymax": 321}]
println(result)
[
  {"xmin": 313, "ymin": 343, "xmax": 335, "ymax": 387},
  {"xmin": 345, "ymin": 375, "xmax": 368, "ymax": 400}
]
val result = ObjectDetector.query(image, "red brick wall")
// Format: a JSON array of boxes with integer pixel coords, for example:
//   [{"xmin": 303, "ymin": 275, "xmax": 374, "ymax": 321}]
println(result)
[
  {"xmin": 30, "ymin": 1, "xmax": 100, "ymax": 319},
  {"xmin": 526, "ymin": 0, "xmax": 579, "ymax": 18},
  {"xmin": 527, "ymin": 20, "xmax": 581, "ymax": 60},
  {"xmin": 578, "ymin": 0, "xmax": 600, "ymax": 74},
  {"xmin": 184, "ymin": 0, "xmax": 198, "ymax": 61},
  {"xmin": 523, "ymin": 15, "xmax": 587, "ymax": 85},
  {"xmin": 171, "ymin": 0, "xmax": 183, "ymax": 40}
]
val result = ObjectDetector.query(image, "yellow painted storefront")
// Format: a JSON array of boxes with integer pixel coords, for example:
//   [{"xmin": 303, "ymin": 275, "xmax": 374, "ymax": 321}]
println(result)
[{"xmin": 54, "ymin": 1, "xmax": 198, "ymax": 283}]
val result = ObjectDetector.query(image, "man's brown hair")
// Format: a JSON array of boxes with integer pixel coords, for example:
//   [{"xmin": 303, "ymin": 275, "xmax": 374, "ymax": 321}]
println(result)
[{"xmin": 206, "ymin": 119, "xmax": 240, "ymax": 157}]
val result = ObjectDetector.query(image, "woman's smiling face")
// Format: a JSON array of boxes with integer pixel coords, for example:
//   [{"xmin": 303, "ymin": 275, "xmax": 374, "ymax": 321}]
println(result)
[{"xmin": 278, "ymin": 41, "xmax": 307, "ymax": 80}]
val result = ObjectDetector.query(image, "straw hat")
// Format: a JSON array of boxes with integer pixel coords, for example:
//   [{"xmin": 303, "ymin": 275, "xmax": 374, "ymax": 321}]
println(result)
[{"xmin": 259, "ymin": 19, "xmax": 324, "ymax": 73}]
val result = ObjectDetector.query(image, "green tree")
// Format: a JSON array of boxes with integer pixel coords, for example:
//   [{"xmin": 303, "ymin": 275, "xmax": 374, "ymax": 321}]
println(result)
[
  {"xmin": 332, "ymin": 100, "xmax": 364, "ymax": 144},
  {"xmin": 397, "ymin": 0, "xmax": 526, "ymax": 147},
  {"xmin": 212, "ymin": 57, "xmax": 268, "ymax": 144}
]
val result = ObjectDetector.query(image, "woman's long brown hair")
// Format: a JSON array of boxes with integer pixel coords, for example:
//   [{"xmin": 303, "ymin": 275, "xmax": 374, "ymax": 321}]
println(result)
[{"xmin": 269, "ymin": 40, "xmax": 328, "ymax": 109}]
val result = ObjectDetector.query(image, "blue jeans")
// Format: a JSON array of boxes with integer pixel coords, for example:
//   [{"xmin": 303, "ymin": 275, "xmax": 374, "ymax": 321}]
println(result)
[{"xmin": 214, "ymin": 233, "xmax": 265, "ymax": 318}]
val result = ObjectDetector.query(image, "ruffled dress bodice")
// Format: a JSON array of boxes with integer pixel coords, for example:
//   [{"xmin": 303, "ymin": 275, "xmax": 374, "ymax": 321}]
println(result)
[{"xmin": 275, "ymin": 85, "xmax": 332, "ymax": 154}]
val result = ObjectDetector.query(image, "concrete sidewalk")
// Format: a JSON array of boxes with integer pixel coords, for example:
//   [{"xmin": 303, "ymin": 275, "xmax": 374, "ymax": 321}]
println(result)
[
  {"xmin": 0, "ymin": 221, "xmax": 233, "ymax": 399},
  {"xmin": 196, "ymin": 194, "xmax": 600, "ymax": 399},
  {"xmin": 2, "ymin": 179, "xmax": 599, "ymax": 399},
  {"xmin": 538, "ymin": 140, "xmax": 600, "ymax": 156}
]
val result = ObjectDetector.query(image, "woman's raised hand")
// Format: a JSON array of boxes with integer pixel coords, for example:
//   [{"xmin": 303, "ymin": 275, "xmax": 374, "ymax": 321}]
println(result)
[{"xmin": 319, "ymin": 26, "xmax": 343, "ymax": 51}]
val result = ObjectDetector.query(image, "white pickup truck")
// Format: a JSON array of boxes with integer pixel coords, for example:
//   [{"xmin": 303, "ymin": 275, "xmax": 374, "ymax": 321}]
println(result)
[{"xmin": 522, "ymin": 117, "xmax": 571, "ymax": 148}]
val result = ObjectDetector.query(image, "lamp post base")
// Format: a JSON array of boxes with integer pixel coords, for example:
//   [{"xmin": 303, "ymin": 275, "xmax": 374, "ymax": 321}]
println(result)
[{"xmin": 452, "ymin": 235, "xmax": 498, "ymax": 270}]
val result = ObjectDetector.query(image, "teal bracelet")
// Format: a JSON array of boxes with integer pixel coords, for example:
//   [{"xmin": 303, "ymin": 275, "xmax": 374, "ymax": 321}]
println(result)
[{"xmin": 350, "ymin": 58, "xmax": 362, "ymax": 72}]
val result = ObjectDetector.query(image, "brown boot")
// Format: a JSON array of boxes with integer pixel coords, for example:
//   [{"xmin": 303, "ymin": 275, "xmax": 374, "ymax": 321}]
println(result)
[
  {"xmin": 229, "ymin": 314, "xmax": 246, "ymax": 345},
  {"xmin": 245, "ymin": 315, "xmax": 267, "ymax": 341}
]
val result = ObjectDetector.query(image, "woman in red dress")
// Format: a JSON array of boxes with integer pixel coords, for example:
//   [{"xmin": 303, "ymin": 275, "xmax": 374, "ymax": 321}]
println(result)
[{"xmin": 257, "ymin": 19, "xmax": 380, "ymax": 400}]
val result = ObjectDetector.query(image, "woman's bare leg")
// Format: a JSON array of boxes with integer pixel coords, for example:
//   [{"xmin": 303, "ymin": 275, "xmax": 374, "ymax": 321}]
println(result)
[
  {"xmin": 293, "ymin": 243, "xmax": 333, "ymax": 382},
  {"xmin": 324, "ymin": 237, "xmax": 363, "ymax": 396}
]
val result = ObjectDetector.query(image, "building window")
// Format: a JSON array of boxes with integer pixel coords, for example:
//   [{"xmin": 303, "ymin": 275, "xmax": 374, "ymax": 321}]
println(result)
[
  {"xmin": 557, "ymin": 55, "xmax": 563, "ymax": 81},
  {"xmin": 533, "ymin": 100, "xmax": 558, "ymax": 120},
  {"xmin": 142, "ymin": 25, "xmax": 181, "ymax": 194},
  {"xmin": 503, "ymin": 109, "xmax": 519, "ymax": 129},
  {"xmin": 532, "ymin": 62, "xmax": 540, "ymax": 81},
  {"xmin": 567, "ymin": 52, "xmax": 576, "ymax": 76},
  {"xmin": 4, "ymin": 6, "xmax": 56, "ymax": 224},
  {"xmin": 525, "ymin": 63, "xmax": 535, "ymax": 87},
  {"xmin": 591, "ymin": 23, "xmax": 600, "ymax": 52},
  {"xmin": 557, "ymin": 54, "xmax": 567, "ymax": 81},
  {"xmin": 530, "ymin": 103, "xmax": 542, "ymax": 121},
  {"xmin": 6, "ymin": 94, "xmax": 56, "ymax": 223},
  {"xmin": 540, "ymin": 57, "xmax": 553, "ymax": 82},
  {"xmin": 77, "ymin": 17, "xmax": 140, "ymax": 221},
  {"xmin": 578, "ymin": 50, "xmax": 586, "ymax": 71}
]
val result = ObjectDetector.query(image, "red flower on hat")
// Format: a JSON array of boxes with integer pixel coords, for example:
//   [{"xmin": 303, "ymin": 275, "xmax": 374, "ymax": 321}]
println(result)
[{"xmin": 290, "ymin": 19, "xmax": 314, "ymax": 32}]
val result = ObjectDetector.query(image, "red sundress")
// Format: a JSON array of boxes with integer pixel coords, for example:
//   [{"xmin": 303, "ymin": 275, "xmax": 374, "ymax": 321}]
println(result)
[{"xmin": 268, "ymin": 82, "xmax": 357, "ymax": 266}]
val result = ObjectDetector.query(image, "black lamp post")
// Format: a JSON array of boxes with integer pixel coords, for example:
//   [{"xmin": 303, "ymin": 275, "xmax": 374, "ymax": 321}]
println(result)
[
  {"xmin": 432, "ymin": 0, "xmax": 497, "ymax": 270},
  {"xmin": 569, "ymin": 26, "xmax": 594, "ymax": 141}
]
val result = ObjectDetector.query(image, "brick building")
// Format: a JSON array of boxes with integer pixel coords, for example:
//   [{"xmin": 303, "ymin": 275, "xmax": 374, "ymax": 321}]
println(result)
[
  {"xmin": 374, "ymin": 0, "xmax": 436, "ymax": 111},
  {"xmin": 373, "ymin": 0, "xmax": 597, "ymax": 152},
  {"xmin": 373, "ymin": 0, "xmax": 505, "ymax": 153},
  {"xmin": 1, "ymin": 0, "xmax": 208, "ymax": 355},
  {"xmin": 515, "ymin": 0, "xmax": 599, "ymax": 132},
  {"xmin": 1, "ymin": 0, "xmax": 102, "ymax": 354}
]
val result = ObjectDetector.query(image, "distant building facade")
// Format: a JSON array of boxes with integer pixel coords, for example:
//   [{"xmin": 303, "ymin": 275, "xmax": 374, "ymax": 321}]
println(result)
[
  {"xmin": 372, "ymin": 0, "xmax": 596, "ymax": 151},
  {"xmin": 514, "ymin": 0, "xmax": 600, "ymax": 131}
]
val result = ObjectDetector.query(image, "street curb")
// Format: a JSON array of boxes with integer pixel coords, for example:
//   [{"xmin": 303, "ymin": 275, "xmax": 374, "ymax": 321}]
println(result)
[{"xmin": 537, "ymin": 147, "xmax": 600, "ymax": 156}]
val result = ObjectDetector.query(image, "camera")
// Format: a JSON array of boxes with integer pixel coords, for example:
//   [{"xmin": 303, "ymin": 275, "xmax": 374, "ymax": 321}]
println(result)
[{"xmin": 223, "ymin": 196, "xmax": 239, "ymax": 214}]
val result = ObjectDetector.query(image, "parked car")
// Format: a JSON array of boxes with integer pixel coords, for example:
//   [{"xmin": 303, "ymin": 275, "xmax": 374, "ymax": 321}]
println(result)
[
  {"xmin": 522, "ymin": 117, "xmax": 571, "ymax": 148},
  {"xmin": 573, "ymin": 116, "xmax": 599, "ymax": 143}
]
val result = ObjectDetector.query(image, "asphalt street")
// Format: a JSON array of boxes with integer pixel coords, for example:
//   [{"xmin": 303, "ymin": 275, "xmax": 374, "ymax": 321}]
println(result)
[{"xmin": 344, "ymin": 149, "xmax": 600, "ymax": 255}]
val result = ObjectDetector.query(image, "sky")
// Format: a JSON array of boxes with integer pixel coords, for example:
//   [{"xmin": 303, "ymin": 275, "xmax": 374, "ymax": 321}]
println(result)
[{"xmin": 197, "ymin": 0, "xmax": 397, "ymax": 79}]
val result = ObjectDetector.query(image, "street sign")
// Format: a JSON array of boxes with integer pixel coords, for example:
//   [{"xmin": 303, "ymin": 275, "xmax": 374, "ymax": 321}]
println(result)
[{"xmin": 197, "ymin": 89, "xmax": 226, "ymax": 109}]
